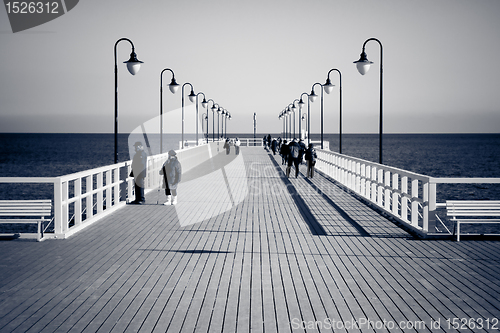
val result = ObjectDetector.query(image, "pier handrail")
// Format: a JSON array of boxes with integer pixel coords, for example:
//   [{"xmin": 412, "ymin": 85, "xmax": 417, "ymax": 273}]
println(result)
[
  {"xmin": 315, "ymin": 148, "xmax": 500, "ymax": 237},
  {"xmin": 0, "ymin": 141, "xmax": 223, "ymax": 240}
]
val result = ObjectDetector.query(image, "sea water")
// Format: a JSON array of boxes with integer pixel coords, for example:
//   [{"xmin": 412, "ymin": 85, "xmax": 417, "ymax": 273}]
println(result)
[{"xmin": 1, "ymin": 133, "xmax": 499, "ymax": 235}]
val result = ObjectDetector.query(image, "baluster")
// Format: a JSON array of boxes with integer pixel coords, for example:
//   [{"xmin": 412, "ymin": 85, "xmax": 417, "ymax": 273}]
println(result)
[
  {"xmin": 74, "ymin": 178, "xmax": 82, "ymax": 226},
  {"xmin": 392, "ymin": 173, "xmax": 399, "ymax": 216},
  {"xmin": 411, "ymin": 179, "xmax": 419, "ymax": 227},
  {"xmin": 86, "ymin": 175, "xmax": 93, "ymax": 220},
  {"xmin": 385, "ymin": 170, "xmax": 391, "ymax": 211}
]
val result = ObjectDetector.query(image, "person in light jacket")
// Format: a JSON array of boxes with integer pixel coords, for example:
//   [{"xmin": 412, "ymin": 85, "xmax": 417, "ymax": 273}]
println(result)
[{"xmin": 160, "ymin": 150, "xmax": 182, "ymax": 205}]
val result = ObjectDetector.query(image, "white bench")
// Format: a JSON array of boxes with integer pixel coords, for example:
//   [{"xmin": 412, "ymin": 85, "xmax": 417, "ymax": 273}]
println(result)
[
  {"xmin": 446, "ymin": 200, "xmax": 500, "ymax": 241},
  {"xmin": 0, "ymin": 200, "xmax": 52, "ymax": 241}
]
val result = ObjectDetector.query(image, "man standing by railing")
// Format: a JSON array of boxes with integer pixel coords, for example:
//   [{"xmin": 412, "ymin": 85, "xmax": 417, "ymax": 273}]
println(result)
[{"xmin": 130, "ymin": 141, "xmax": 147, "ymax": 204}]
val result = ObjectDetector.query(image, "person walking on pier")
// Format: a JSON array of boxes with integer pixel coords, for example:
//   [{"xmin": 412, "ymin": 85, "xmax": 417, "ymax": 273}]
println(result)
[
  {"xmin": 130, "ymin": 141, "xmax": 147, "ymax": 204},
  {"xmin": 223, "ymin": 138, "xmax": 231, "ymax": 155},
  {"xmin": 160, "ymin": 150, "xmax": 182, "ymax": 205},
  {"xmin": 234, "ymin": 138, "xmax": 241, "ymax": 155},
  {"xmin": 287, "ymin": 139, "xmax": 301, "ymax": 178},
  {"xmin": 298, "ymin": 139, "xmax": 306, "ymax": 164},
  {"xmin": 271, "ymin": 138, "xmax": 278, "ymax": 155},
  {"xmin": 304, "ymin": 143, "xmax": 317, "ymax": 178},
  {"xmin": 280, "ymin": 140, "xmax": 289, "ymax": 165}
]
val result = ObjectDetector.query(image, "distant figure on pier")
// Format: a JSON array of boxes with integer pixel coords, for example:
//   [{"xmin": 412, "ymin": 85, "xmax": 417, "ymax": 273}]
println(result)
[
  {"xmin": 304, "ymin": 143, "xmax": 317, "ymax": 178},
  {"xmin": 130, "ymin": 141, "xmax": 147, "ymax": 204},
  {"xmin": 271, "ymin": 138, "xmax": 278, "ymax": 155},
  {"xmin": 223, "ymin": 138, "xmax": 231, "ymax": 155},
  {"xmin": 234, "ymin": 138, "xmax": 241, "ymax": 155},
  {"xmin": 280, "ymin": 140, "xmax": 289, "ymax": 165},
  {"xmin": 160, "ymin": 150, "xmax": 182, "ymax": 205},
  {"xmin": 267, "ymin": 134, "xmax": 271, "ymax": 148}
]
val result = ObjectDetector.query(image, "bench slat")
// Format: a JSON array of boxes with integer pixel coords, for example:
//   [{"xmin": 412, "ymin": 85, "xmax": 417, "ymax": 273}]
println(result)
[
  {"xmin": 0, "ymin": 219, "xmax": 46, "ymax": 223},
  {"xmin": 0, "ymin": 200, "xmax": 52, "ymax": 242},
  {"xmin": 447, "ymin": 211, "xmax": 500, "ymax": 216}
]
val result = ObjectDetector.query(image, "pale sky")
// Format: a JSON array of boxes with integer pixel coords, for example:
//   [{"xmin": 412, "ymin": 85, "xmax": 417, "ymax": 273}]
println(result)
[{"xmin": 1, "ymin": 0, "xmax": 500, "ymax": 134}]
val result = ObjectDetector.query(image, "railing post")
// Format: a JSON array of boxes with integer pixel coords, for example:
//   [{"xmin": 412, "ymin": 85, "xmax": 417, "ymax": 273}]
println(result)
[
  {"xmin": 53, "ymin": 178, "xmax": 63, "ymax": 235},
  {"xmin": 401, "ymin": 176, "xmax": 408, "ymax": 221},
  {"xmin": 423, "ymin": 181, "xmax": 429, "ymax": 232},
  {"xmin": 120, "ymin": 164, "xmax": 128, "ymax": 203},
  {"xmin": 392, "ymin": 173, "xmax": 399, "ymax": 215},
  {"xmin": 97, "ymin": 172, "xmax": 104, "ymax": 214},
  {"xmin": 427, "ymin": 179, "xmax": 437, "ymax": 233},
  {"xmin": 384, "ymin": 170, "xmax": 391, "ymax": 211},
  {"xmin": 86, "ymin": 175, "xmax": 93, "ymax": 220},
  {"xmin": 75, "ymin": 178, "xmax": 82, "ymax": 226},
  {"xmin": 377, "ymin": 169, "xmax": 384, "ymax": 206},
  {"xmin": 411, "ymin": 179, "xmax": 419, "ymax": 227}
]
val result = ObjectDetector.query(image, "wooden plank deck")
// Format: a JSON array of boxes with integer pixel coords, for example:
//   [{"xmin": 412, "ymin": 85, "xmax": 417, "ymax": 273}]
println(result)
[{"xmin": 0, "ymin": 146, "xmax": 499, "ymax": 332}]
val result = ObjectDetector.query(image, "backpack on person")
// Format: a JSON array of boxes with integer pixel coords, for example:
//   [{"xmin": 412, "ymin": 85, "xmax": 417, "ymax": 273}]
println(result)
[{"xmin": 290, "ymin": 144, "xmax": 299, "ymax": 159}]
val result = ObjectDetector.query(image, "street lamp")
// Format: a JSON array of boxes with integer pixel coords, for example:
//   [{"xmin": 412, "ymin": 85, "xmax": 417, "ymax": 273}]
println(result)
[
  {"xmin": 298, "ymin": 92, "xmax": 309, "ymax": 144},
  {"xmin": 202, "ymin": 113, "xmax": 208, "ymax": 142},
  {"xmin": 217, "ymin": 106, "xmax": 222, "ymax": 140},
  {"xmin": 309, "ymin": 82, "xmax": 324, "ymax": 149},
  {"xmin": 181, "ymin": 82, "xmax": 196, "ymax": 149},
  {"xmin": 354, "ymin": 37, "xmax": 383, "ymax": 164},
  {"xmin": 196, "ymin": 92, "xmax": 206, "ymax": 145},
  {"xmin": 160, "ymin": 68, "xmax": 178, "ymax": 154},
  {"xmin": 221, "ymin": 109, "xmax": 226, "ymax": 139},
  {"xmin": 224, "ymin": 111, "xmax": 231, "ymax": 138},
  {"xmin": 114, "ymin": 38, "xmax": 143, "ymax": 163},
  {"xmin": 253, "ymin": 112, "xmax": 257, "ymax": 144},
  {"xmin": 211, "ymin": 103, "xmax": 218, "ymax": 142},
  {"xmin": 324, "ymin": 68, "xmax": 343, "ymax": 154}
]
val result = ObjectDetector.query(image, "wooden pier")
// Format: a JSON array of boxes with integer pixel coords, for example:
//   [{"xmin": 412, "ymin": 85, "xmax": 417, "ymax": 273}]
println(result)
[{"xmin": 0, "ymin": 147, "xmax": 499, "ymax": 332}]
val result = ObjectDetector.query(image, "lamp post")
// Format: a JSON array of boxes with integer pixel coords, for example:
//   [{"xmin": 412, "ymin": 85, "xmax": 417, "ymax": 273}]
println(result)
[
  {"xmin": 354, "ymin": 38, "xmax": 383, "ymax": 164},
  {"xmin": 114, "ymin": 38, "xmax": 143, "ymax": 163},
  {"xmin": 323, "ymin": 68, "xmax": 343, "ymax": 154},
  {"xmin": 298, "ymin": 92, "xmax": 309, "ymax": 144},
  {"xmin": 181, "ymin": 83, "xmax": 196, "ymax": 149},
  {"xmin": 159, "ymin": 68, "xmax": 179, "ymax": 154},
  {"xmin": 205, "ymin": 99, "xmax": 215, "ymax": 142},
  {"xmin": 278, "ymin": 112, "xmax": 285, "ymax": 138},
  {"xmin": 212, "ymin": 103, "xmax": 218, "ymax": 142},
  {"xmin": 253, "ymin": 112, "xmax": 257, "ymax": 145},
  {"xmin": 202, "ymin": 113, "xmax": 208, "ymax": 143},
  {"xmin": 196, "ymin": 92, "xmax": 206, "ymax": 145},
  {"xmin": 309, "ymin": 82, "xmax": 324, "ymax": 149},
  {"xmin": 224, "ymin": 111, "xmax": 231, "ymax": 138},
  {"xmin": 217, "ymin": 106, "xmax": 222, "ymax": 140},
  {"xmin": 291, "ymin": 99, "xmax": 299, "ymax": 139},
  {"xmin": 221, "ymin": 109, "xmax": 225, "ymax": 140}
]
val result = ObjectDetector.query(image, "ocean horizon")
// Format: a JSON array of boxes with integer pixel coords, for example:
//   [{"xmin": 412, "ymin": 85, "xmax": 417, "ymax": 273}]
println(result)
[{"xmin": 1, "ymin": 132, "xmax": 499, "ymax": 235}]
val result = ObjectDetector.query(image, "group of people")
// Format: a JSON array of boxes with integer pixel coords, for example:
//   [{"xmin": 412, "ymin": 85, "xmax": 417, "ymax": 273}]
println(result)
[
  {"xmin": 223, "ymin": 137, "xmax": 241, "ymax": 155},
  {"xmin": 129, "ymin": 135, "xmax": 318, "ymax": 205},
  {"xmin": 129, "ymin": 141, "xmax": 182, "ymax": 206},
  {"xmin": 264, "ymin": 135, "xmax": 318, "ymax": 179}
]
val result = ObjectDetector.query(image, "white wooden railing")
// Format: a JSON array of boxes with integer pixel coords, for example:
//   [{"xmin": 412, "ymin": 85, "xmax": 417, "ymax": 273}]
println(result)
[
  {"xmin": 315, "ymin": 149, "xmax": 500, "ymax": 237},
  {"xmin": 0, "ymin": 141, "xmax": 222, "ymax": 240}
]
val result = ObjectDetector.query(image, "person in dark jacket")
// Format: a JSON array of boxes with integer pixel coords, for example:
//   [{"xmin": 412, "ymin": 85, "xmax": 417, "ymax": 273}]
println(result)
[
  {"xmin": 130, "ymin": 141, "xmax": 147, "ymax": 204},
  {"xmin": 287, "ymin": 139, "xmax": 301, "ymax": 178},
  {"xmin": 160, "ymin": 149, "xmax": 182, "ymax": 205},
  {"xmin": 304, "ymin": 143, "xmax": 317, "ymax": 178},
  {"xmin": 280, "ymin": 140, "xmax": 289, "ymax": 165},
  {"xmin": 271, "ymin": 138, "xmax": 278, "ymax": 155},
  {"xmin": 298, "ymin": 139, "xmax": 306, "ymax": 164},
  {"xmin": 223, "ymin": 138, "xmax": 231, "ymax": 155}
]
